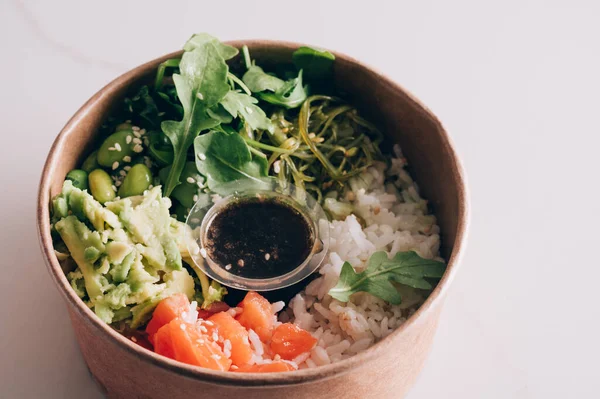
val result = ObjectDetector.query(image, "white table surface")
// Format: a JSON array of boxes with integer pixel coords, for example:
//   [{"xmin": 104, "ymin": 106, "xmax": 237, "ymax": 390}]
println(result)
[{"xmin": 1, "ymin": 1, "xmax": 599, "ymax": 397}]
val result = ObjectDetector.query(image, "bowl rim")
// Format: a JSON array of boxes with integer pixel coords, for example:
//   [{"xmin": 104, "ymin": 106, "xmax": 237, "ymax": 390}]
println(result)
[{"xmin": 37, "ymin": 39, "xmax": 470, "ymax": 387}]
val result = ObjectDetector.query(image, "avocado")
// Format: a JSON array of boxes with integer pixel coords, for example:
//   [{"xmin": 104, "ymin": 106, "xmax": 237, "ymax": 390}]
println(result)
[
  {"xmin": 53, "ymin": 181, "xmax": 200, "ymax": 326},
  {"xmin": 55, "ymin": 216, "xmax": 108, "ymax": 300}
]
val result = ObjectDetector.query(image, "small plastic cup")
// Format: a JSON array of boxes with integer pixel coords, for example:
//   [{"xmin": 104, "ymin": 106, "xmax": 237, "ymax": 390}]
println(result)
[{"xmin": 186, "ymin": 179, "xmax": 329, "ymax": 291}]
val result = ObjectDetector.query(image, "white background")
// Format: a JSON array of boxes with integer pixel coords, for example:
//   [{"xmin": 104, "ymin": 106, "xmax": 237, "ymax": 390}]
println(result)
[{"xmin": 1, "ymin": 1, "xmax": 599, "ymax": 398}]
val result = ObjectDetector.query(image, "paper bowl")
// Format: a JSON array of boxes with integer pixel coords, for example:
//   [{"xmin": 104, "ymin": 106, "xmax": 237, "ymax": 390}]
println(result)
[{"xmin": 37, "ymin": 40, "xmax": 469, "ymax": 399}]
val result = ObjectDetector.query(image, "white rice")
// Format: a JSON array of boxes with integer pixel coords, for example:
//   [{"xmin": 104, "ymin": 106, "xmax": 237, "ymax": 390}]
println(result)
[{"xmin": 283, "ymin": 144, "xmax": 444, "ymax": 367}]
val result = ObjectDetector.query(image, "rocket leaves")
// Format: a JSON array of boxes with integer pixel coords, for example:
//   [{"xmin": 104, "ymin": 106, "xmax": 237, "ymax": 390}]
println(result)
[
  {"xmin": 160, "ymin": 39, "xmax": 230, "ymax": 197},
  {"xmin": 328, "ymin": 251, "xmax": 446, "ymax": 304}
]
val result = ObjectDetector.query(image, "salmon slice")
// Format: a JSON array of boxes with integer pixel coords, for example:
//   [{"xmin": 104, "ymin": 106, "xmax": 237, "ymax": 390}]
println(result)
[
  {"xmin": 168, "ymin": 319, "xmax": 231, "ymax": 371},
  {"xmin": 234, "ymin": 361, "xmax": 296, "ymax": 373},
  {"xmin": 146, "ymin": 294, "xmax": 191, "ymax": 344},
  {"xmin": 236, "ymin": 292, "xmax": 274, "ymax": 342},
  {"xmin": 153, "ymin": 323, "xmax": 175, "ymax": 360},
  {"xmin": 270, "ymin": 323, "xmax": 317, "ymax": 360},
  {"xmin": 207, "ymin": 312, "xmax": 253, "ymax": 367}
]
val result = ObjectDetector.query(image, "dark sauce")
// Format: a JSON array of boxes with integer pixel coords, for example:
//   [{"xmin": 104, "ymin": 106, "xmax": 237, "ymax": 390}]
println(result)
[{"xmin": 205, "ymin": 197, "xmax": 314, "ymax": 279}]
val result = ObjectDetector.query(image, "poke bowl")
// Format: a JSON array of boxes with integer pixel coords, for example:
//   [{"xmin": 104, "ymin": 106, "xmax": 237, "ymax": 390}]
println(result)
[{"xmin": 37, "ymin": 35, "xmax": 468, "ymax": 399}]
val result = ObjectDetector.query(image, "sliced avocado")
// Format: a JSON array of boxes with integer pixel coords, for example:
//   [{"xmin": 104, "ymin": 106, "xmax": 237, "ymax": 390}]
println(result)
[{"xmin": 55, "ymin": 216, "xmax": 107, "ymax": 300}]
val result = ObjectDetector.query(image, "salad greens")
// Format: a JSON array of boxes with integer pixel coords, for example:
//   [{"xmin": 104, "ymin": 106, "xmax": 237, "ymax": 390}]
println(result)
[
  {"xmin": 242, "ymin": 46, "xmax": 307, "ymax": 109},
  {"xmin": 328, "ymin": 251, "xmax": 446, "ymax": 304},
  {"xmin": 194, "ymin": 130, "xmax": 268, "ymax": 192},
  {"xmin": 160, "ymin": 40, "xmax": 231, "ymax": 196},
  {"xmin": 292, "ymin": 46, "xmax": 335, "ymax": 80}
]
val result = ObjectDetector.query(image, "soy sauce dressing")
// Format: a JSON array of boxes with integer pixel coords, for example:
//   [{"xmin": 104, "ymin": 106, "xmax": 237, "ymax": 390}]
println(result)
[{"xmin": 204, "ymin": 197, "xmax": 314, "ymax": 279}]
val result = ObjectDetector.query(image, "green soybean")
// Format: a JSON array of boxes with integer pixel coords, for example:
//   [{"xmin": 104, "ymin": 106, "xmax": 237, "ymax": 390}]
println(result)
[
  {"xmin": 81, "ymin": 150, "xmax": 99, "ymax": 173},
  {"xmin": 88, "ymin": 169, "xmax": 116, "ymax": 204},
  {"xmin": 66, "ymin": 169, "xmax": 89, "ymax": 190},
  {"xmin": 118, "ymin": 164, "xmax": 152, "ymax": 198},
  {"xmin": 97, "ymin": 130, "xmax": 136, "ymax": 168}
]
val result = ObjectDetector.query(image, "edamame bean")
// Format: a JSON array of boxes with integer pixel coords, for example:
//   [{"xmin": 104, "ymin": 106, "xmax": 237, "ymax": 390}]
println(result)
[
  {"xmin": 97, "ymin": 130, "xmax": 136, "ymax": 169},
  {"xmin": 88, "ymin": 169, "xmax": 116, "ymax": 204},
  {"xmin": 81, "ymin": 150, "xmax": 99, "ymax": 173},
  {"xmin": 66, "ymin": 169, "xmax": 89, "ymax": 190},
  {"xmin": 118, "ymin": 164, "xmax": 152, "ymax": 198}
]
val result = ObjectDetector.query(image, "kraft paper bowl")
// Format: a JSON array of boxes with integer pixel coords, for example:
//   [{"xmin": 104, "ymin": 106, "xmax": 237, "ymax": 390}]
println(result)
[{"xmin": 37, "ymin": 40, "xmax": 469, "ymax": 399}]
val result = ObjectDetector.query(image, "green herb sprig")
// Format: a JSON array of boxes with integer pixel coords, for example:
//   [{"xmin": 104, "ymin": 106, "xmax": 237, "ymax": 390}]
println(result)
[{"xmin": 329, "ymin": 251, "xmax": 446, "ymax": 304}]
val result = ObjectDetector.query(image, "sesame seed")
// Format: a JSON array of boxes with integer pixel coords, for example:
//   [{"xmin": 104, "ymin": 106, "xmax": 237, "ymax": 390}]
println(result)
[
  {"xmin": 125, "ymin": 135, "xmax": 132, "ymax": 144},
  {"xmin": 225, "ymin": 264, "xmax": 232, "ymax": 270},
  {"xmin": 148, "ymin": 184, "xmax": 153, "ymax": 189},
  {"xmin": 197, "ymin": 92, "xmax": 204, "ymax": 100},
  {"xmin": 108, "ymin": 146, "xmax": 116, "ymax": 151},
  {"xmin": 193, "ymin": 195, "xmax": 199, "ymax": 202},
  {"xmin": 139, "ymin": 129, "xmax": 146, "ymax": 135},
  {"xmin": 211, "ymin": 354, "xmax": 221, "ymax": 360},
  {"xmin": 204, "ymin": 321, "xmax": 214, "ymax": 326},
  {"xmin": 186, "ymin": 177, "xmax": 196, "ymax": 184},
  {"xmin": 200, "ymin": 248, "xmax": 207, "ymax": 258},
  {"xmin": 244, "ymin": 106, "xmax": 253, "ymax": 114},
  {"xmin": 132, "ymin": 126, "xmax": 140, "ymax": 132},
  {"xmin": 308, "ymin": 132, "xmax": 316, "ymax": 139},
  {"xmin": 133, "ymin": 131, "xmax": 141, "ymax": 138},
  {"xmin": 111, "ymin": 185, "xmax": 117, "ymax": 191},
  {"xmin": 115, "ymin": 143, "xmax": 122, "ymax": 151},
  {"xmin": 115, "ymin": 181, "xmax": 122, "ymax": 187},
  {"xmin": 133, "ymin": 144, "xmax": 143, "ymax": 153},
  {"xmin": 124, "ymin": 165, "xmax": 131, "ymax": 171},
  {"xmin": 273, "ymin": 161, "xmax": 281, "ymax": 174},
  {"xmin": 265, "ymin": 253, "xmax": 271, "ymax": 261},
  {"xmin": 230, "ymin": 365, "xmax": 239, "ymax": 370},
  {"xmin": 198, "ymin": 153, "xmax": 206, "ymax": 161},
  {"xmin": 212, "ymin": 332, "xmax": 219, "ymax": 341},
  {"xmin": 237, "ymin": 259, "xmax": 245, "ymax": 267},
  {"xmin": 198, "ymin": 325, "xmax": 208, "ymax": 333},
  {"xmin": 180, "ymin": 323, "xmax": 186, "ymax": 331},
  {"xmin": 190, "ymin": 218, "xmax": 200, "ymax": 224},
  {"xmin": 196, "ymin": 339, "xmax": 205, "ymax": 344},
  {"xmin": 112, "ymin": 162, "xmax": 119, "ymax": 170},
  {"xmin": 132, "ymin": 137, "xmax": 142, "ymax": 145},
  {"xmin": 119, "ymin": 170, "xmax": 127, "ymax": 177},
  {"xmin": 131, "ymin": 336, "xmax": 137, "ymax": 343},
  {"xmin": 123, "ymin": 156, "xmax": 131, "ymax": 163}
]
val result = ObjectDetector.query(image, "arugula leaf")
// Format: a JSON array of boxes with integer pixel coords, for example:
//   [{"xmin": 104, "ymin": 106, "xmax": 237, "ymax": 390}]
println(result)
[
  {"xmin": 241, "ymin": 46, "xmax": 307, "ymax": 109},
  {"xmin": 220, "ymin": 90, "xmax": 273, "ymax": 131},
  {"xmin": 206, "ymin": 104, "xmax": 234, "ymax": 124},
  {"xmin": 183, "ymin": 33, "xmax": 239, "ymax": 60},
  {"xmin": 292, "ymin": 46, "xmax": 335, "ymax": 80},
  {"xmin": 160, "ymin": 40, "xmax": 230, "ymax": 197},
  {"xmin": 242, "ymin": 64, "xmax": 286, "ymax": 93},
  {"xmin": 328, "ymin": 251, "xmax": 446, "ymax": 304},
  {"xmin": 194, "ymin": 130, "xmax": 268, "ymax": 193},
  {"xmin": 256, "ymin": 70, "xmax": 307, "ymax": 109}
]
